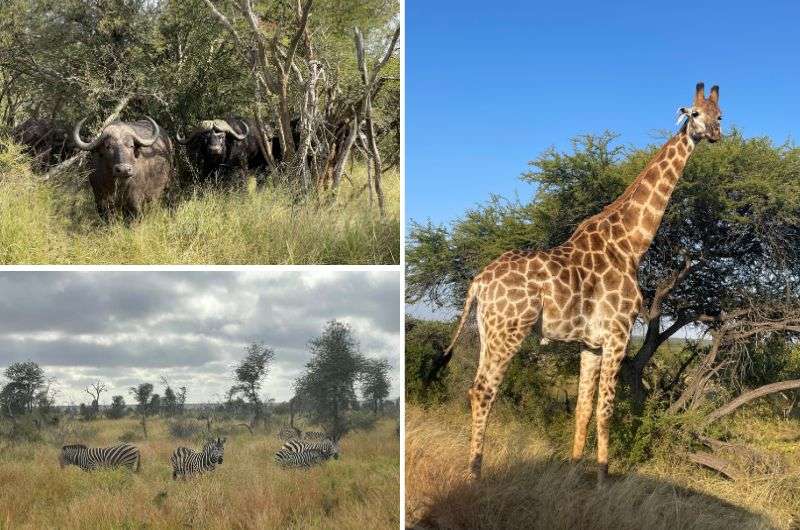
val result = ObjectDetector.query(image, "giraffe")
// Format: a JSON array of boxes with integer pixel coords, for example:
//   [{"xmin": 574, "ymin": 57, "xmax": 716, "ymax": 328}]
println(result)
[{"xmin": 433, "ymin": 82, "xmax": 722, "ymax": 484}]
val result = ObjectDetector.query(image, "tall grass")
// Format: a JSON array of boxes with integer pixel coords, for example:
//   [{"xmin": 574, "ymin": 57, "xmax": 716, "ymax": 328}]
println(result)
[
  {"xmin": 406, "ymin": 404, "xmax": 796, "ymax": 530},
  {"xmin": 0, "ymin": 141, "xmax": 399, "ymax": 264},
  {"xmin": 0, "ymin": 417, "xmax": 399, "ymax": 529}
]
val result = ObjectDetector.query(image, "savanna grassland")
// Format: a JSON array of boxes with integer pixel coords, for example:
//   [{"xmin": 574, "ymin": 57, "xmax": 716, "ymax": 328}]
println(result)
[
  {"xmin": 405, "ymin": 327, "xmax": 800, "ymax": 530},
  {"xmin": 406, "ymin": 403, "xmax": 800, "ymax": 530},
  {"xmin": 0, "ymin": 141, "xmax": 400, "ymax": 265},
  {"xmin": 0, "ymin": 417, "xmax": 400, "ymax": 529}
]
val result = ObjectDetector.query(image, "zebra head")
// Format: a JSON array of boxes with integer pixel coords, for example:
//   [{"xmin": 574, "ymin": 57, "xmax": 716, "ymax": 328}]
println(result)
[
  {"xmin": 204, "ymin": 437, "xmax": 226, "ymax": 465},
  {"xmin": 59, "ymin": 444, "xmax": 86, "ymax": 469}
]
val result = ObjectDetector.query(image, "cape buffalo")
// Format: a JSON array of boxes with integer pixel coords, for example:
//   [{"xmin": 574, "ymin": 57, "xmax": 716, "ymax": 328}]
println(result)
[
  {"xmin": 176, "ymin": 117, "xmax": 265, "ymax": 184},
  {"xmin": 176, "ymin": 117, "xmax": 302, "ymax": 185},
  {"xmin": 73, "ymin": 116, "xmax": 173, "ymax": 220},
  {"xmin": 12, "ymin": 118, "xmax": 76, "ymax": 170}
]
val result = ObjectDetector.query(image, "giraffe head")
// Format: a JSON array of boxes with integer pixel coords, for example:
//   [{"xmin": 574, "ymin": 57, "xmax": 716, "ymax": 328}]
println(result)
[{"xmin": 679, "ymin": 82, "xmax": 722, "ymax": 143}]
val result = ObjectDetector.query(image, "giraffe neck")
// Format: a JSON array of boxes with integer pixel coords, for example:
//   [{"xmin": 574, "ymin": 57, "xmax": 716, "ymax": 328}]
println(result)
[{"xmin": 610, "ymin": 130, "xmax": 695, "ymax": 258}]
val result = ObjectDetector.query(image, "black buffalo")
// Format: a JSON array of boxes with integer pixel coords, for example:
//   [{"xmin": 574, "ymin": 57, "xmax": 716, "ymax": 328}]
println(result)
[
  {"xmin": 12, "ymin": 118, "xmax": 76, "ymax": 170},
  {"xmin": 176, "ymin": 116, "xmax": 301, "ymax": 185},
  {"xmin": 73, "ymin": 116, "xmax": 173, "ymax": 220},
  {"xmin": 176, "ymin": 117, "xmax": 265, "ymax": 184}
]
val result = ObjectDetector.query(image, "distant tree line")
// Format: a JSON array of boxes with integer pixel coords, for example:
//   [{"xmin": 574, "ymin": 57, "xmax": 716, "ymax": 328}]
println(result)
[{"xmin": 0, "ymin": 319, "xmax": 394, "ymax": 440}]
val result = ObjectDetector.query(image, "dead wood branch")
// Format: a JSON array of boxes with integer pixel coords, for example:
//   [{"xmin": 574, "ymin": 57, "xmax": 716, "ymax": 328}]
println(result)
[
  {"xmin": 701, "ymin": 379, "xmax": 800, "ymax": 428},
  {"xmin": 687, "ymin": 451, "xmax": 744, "ymax": 481}
]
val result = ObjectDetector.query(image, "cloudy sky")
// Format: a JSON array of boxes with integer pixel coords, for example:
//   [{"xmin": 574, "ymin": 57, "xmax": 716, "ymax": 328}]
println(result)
[{"xmin": 0, "ymin": 271, "xmax": 401, "ymax": 406}]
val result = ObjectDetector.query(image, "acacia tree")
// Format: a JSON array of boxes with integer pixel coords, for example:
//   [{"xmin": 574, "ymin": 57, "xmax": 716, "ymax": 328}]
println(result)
[
  {"xmin": 106, "ymin": 395, "xmax": 127, "ymax": 419},
  {"xmin": 361, "ymin": 358, "xmax": 391, "ymax": 414},
  {"xmin": 408, "ymin": 131, "xmax": 800, "ymax": 416},
  {"xmin": 295, "ymin": 320, "xmax": 366, "ymax": 436},
  {"xmin": 0, "ymin": 361, "xmax": 46, "ymax": 416},
  {"xmin": 129, "ymin": 383, "xmax": 153, "ymax": 438},
  {"xmin": 229, "ymin": 342, "xmax": 275, "ymax": 429}
]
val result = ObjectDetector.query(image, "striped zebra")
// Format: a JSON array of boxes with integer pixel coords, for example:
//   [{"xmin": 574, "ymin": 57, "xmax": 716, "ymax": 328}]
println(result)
[
  {"xmin": 274, "ymin": 448, "xmax": 327, "ymax": 468},
  {"xmin": 278, "ymin": 425, "xmax": 301, "ymax": 441},
  {"xmin": 282, "ymin": 438, "xmax": 339, "ymax": 460},
  {"xmin": 170, "ymin": 437, "xmax": 226, "ymax": 480},
  {"xmin": 302, "ymin": 430, "xmax": 330, "ymax": 441},
  {"xmin": 58, "ymin": 443, "xmax": 140, "ymax": 472}
]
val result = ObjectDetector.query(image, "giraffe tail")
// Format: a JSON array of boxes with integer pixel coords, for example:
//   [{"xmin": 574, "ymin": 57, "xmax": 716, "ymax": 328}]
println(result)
[{"xmin": 425, "ymin": 282, "xmax": 477, "ymax": 385}]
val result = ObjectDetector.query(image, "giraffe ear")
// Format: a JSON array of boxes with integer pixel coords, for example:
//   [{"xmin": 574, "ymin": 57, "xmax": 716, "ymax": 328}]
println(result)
[
  {"xmin": 694, "ymin": 82, "xmax": 705, "ymax": 105},
  {"xmin": 709, "ymin": 85, "xmax": 719, "ymax": 103}
]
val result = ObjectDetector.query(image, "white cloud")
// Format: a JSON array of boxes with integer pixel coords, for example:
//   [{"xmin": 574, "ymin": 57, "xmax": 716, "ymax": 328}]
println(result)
[{"xmin": 0, "ymin": 271, "xmax": 401, "ymax": 405}]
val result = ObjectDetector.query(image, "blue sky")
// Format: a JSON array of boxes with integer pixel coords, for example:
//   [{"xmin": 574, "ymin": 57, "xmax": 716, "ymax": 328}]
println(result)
[{"xmin": 406, "ymin": 0, "xmax": 799, "ymax": 228}]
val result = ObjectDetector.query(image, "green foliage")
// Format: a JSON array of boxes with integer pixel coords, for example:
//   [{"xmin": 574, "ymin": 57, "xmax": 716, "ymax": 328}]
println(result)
[
  {"xmin": 106, "ymin": 395, "xmax": 128, "ymax": 419},
  {"xmin": 408, "ymin": 130, "xmax": 800, "ymax": 316},
  {"xmin": 360, "ymin": 357, "xmax": 392, "ymax": 413},
  {"xmin": 404, "ymin": 318, "xmax": 454, "ymax": 406},
  {"xmin": 128, "ymin": 383, "xmax": 153, "ymax": 415},
  {"xmin": 347, "ymin": 409, "xmax": 379, "ymax": 432},
  {"xmin": 0, "ymin": 361, "xmax": 46, "ymax": 416},
  {"xmin": 295, "ymin": 320, "xmax": 366, "ymax": 434},
  {"xmin": 229, "ymin": 342, "xmax": 275, "ymax": 410},
  {"xmin": 0, "ymin": 0, "xmax": 400, "ymax": 152}
]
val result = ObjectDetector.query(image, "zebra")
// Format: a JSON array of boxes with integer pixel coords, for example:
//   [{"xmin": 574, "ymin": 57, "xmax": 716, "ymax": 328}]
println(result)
[
  {"xmin": 274, "ymin": 448, "xmax": 327, "ymax": 468},
  {"xmin": 302, "ymin": 430, "xmax": 330, "ymax": 441},
  {"xmin": 58, "ymin": 443, "xmax": 140, "ymax": 472},
  {"xmin": 282, "ymin": 438, "xmax": 339, "ymax": 460},
  {"xmin": 170, "ymin": 437, "xmax": 226, "ymax": 480},
  {"xmin": 278, "ymin": 425, "xmax": 301, "ymax": 441}
]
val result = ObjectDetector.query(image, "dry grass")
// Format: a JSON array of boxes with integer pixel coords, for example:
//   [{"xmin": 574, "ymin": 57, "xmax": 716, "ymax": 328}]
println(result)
[
  {"xmin": 0, "ymin": 140, "xmax": 400, "ymax": 264},
  {"xmin": 0, "ymin": 417, "xmax": 399, "ymax": 529},
  {"xmin": 406, "ymin": 404, "xmax": 797, "ymax": 530}
]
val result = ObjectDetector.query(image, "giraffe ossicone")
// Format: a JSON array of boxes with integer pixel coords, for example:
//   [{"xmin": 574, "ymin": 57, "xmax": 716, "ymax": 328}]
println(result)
[{"xmin": 434, "ymin": 82, "xmax": 722, "ymax": 484}]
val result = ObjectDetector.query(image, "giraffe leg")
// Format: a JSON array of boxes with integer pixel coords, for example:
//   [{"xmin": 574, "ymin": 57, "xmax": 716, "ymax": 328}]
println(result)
[
  {"xmin": 467, "ymin": 321, "xmax": 531, "ymax": 481},
  {"xmin": 595, "ymin": 339, "xmax": 627, "ymax": 485},
  {"xmin": 571, "ymin": 349, "xmax": 601, "ymax": 461}
]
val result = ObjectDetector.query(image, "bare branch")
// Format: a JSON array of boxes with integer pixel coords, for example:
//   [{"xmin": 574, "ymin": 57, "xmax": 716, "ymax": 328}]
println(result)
[{"xmin": 701, "ymin": 379, "xmax": 800, "ymax": 428}]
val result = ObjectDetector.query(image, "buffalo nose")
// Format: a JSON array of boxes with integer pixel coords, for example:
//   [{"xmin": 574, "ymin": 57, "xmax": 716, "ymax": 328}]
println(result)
[{"xmin": 113, "ymin": 164, "xmax": 133, "ymax": 178}]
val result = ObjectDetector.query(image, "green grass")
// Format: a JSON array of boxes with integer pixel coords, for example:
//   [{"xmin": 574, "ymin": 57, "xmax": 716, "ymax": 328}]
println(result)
[
  {"xmin": 0, "ymin": 141, "xmax": 400, "ymax": 264},
  {"xmin": 0, "ymin": 416, "xmax": 400, "ymax": 529}
]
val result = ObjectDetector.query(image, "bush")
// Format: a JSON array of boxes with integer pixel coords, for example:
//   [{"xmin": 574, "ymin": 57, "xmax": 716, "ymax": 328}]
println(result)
[
  {"xmin": 348, "ymin": 410, "xmax": 379, "ymax": 432},
  {"xmin": 404, "ymin": 318, "xmax": 455, "ymax": 405},
  {"xmin": 167, "ymin": 419, "xmax": 202, "ymax": 439},
  {"xmin": 0, "ymin": 418, "xmax": 43, "ymax": 442}
]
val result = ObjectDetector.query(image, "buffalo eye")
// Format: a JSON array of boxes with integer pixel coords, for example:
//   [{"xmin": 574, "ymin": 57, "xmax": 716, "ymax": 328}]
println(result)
[
  {"xmin": 718, "ymin": 116, "xmax": 723, "ymax": 121},
  {"xmin": 691, "ymin": 111, "xmax": 699, "ymax": 118}
]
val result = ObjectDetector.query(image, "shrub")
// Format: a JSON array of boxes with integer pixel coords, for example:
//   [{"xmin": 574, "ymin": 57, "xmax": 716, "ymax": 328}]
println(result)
[
  {"xmin": 348, "ymin": 410, "xmax": 379, "ymax": 432},
  {"xmin": 167, "ymin": 419, "xmax": 202, "ymax": 439},
  {"xmin": 404, "ymin": 318, "xmax": 455, "ymax": 406}
]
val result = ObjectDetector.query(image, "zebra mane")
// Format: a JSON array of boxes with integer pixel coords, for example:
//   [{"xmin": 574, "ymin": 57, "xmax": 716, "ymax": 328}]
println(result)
[{"xmin": 62, "ymin": 444, "xmax": 87, "ymax": 450}]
